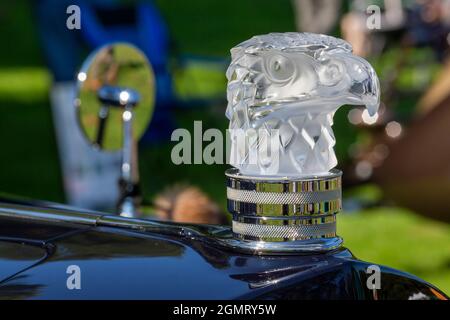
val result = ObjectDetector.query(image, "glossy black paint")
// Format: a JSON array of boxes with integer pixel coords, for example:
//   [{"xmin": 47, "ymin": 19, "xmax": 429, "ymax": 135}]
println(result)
[{"xmin": 0, "ymin": 200, "xmax": 447, "ymax": 300}]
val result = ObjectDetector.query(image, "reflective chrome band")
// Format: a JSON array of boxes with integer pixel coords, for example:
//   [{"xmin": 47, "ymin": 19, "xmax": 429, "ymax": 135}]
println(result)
[
  {"xmin": 226, "ymin": 169, "xmax": 342, "ymax": 191},
  {"xmin": 226, "ymin": 168, "xmax": 342, "ymax": 216},
  {"xmin": 228, "ymin": 199, "xmax": 341, "ymax": 216},
  {"xmin": 232, "ymin": 220, "xmax": 336, "ymax": 241},
  {"xmin": 225, "ymin": 168, "xmax": 343, "ymax": 252},
  {"xmin": 233, "ymin": 213, "xmax": 336, "ymax": 225},
  {"xmin": 227, "ymin": 187, "xmax": 341, "ymax": 204}
]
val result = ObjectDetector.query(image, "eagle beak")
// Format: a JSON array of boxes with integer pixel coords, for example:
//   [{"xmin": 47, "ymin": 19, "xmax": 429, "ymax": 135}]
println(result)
[{"xmin": 351, "ymin": 57, "xmax": 380, "ymax": 116}]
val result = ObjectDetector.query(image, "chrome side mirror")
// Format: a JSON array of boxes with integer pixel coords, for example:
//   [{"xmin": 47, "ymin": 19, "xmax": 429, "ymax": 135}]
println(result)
[{"xmin": 74, "ymin": 43, "xmax": 156, "ymax": 217}]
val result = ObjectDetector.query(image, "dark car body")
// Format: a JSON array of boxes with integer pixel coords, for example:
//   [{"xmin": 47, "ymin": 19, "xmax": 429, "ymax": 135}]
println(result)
[{"xmin": 0, "ymin": 198, "xmax": 447, "ymax": 300}]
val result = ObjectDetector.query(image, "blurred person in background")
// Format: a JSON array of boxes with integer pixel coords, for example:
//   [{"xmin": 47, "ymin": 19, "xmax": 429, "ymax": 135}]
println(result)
[
  {"xmin": 373, "ymin": 0, "xmax": 450, "ymax": 222},
  {"xmin": 35, "ymin": 0, "xmax": 227, "ymax": 224},
  {"xmin": 341, "ymin": 0, "xmax": 406, "ymax": 57},
  {"xmin": 340, "ymin": 0, "xmax": 450, "ymax": 61},
  {"xmin": 404, "ymin": 0, "xmax": 450, "ymax": 61},
  {"xmin": 292, "ymin": 0, "xmax": 342, "ymax": 34},
  {"xmin": 333, "ymin": 0, "xmax": 450, "ymax": 222},
  {"xmin": 35, "ymin": 0, "xmax": 173, "ymax": 211},
  {"xmin": 36, "ymin": 0, "xmax": 122, "ymax": 211}
]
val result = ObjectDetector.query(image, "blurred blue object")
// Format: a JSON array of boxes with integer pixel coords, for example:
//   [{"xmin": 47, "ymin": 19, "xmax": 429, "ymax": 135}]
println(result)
[
  {"xmin": 406, "ymin": 3, "xmax": 450, "ymax": 62},
  {"xmin": 36, "ymin": 0, "xmax": 175, "ymax": 143}
]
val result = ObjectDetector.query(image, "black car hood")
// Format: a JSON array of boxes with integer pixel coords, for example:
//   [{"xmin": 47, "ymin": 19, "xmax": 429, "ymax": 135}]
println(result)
[
  {"xmin": 0, "ymin": 223, "xmax": 357, "ymax": 299},
  {"xmin": 0, "ymin": 241, "xmax": 48, "ymax": 283},
  {"xmin": 0, "ymin": 199, "xmax": 447, "ymax": 300}
]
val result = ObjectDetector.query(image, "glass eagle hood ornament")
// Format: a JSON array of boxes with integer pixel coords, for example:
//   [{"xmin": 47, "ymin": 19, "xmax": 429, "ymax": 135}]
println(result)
[
  {"xmin": 224, "ymin": 32, "xmax": 380, "ymax": 252},
  {"xmin": 226, "ymin": 32, "xmax": 379, "ymax": 176}
]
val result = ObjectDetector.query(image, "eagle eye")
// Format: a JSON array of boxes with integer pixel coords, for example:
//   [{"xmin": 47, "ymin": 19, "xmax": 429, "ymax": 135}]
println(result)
[
  {"xmin": 264, "ymin": 54, "xmax": 295, "ymax": 83},
  {"xmin": 318, "ymin": 60, "xmax": 344, "ymax": 86}
]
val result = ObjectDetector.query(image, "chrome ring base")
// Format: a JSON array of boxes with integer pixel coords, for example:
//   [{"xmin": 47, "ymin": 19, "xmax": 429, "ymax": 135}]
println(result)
[
  {"xmin": 216, "ymin": 236, "xmax": 343, "ymax": 255},
  {"xmin": 225, "ymin": 168, "xmax": 343, "ymax": 254}
]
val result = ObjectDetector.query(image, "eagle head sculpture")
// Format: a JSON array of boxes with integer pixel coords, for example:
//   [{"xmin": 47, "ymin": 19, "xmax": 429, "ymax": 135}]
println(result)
[{"xmin": 226, "ymin": 32, "xmax": 380, "ymax": 176}]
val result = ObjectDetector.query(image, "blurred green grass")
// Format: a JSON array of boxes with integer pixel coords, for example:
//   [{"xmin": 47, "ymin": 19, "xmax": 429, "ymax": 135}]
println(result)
[
  {"xmin": 0, "ymin": 1, "xmax": 448, "ymax": 295},
  {"xmin": 340, "ymin": 208, "xmax": 450, "ymax": 294}
]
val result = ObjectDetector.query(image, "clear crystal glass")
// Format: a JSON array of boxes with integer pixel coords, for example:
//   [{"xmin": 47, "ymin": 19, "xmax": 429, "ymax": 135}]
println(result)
[{"xmin": 226, "ymin": 32, "xmax": 380, "ymax": 177}]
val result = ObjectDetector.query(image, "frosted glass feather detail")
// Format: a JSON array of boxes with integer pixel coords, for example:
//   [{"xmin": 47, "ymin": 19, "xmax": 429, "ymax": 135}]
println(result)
[{"xmin": 226, "ymin": 32, "xmax": 380, "ymax": 176}]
